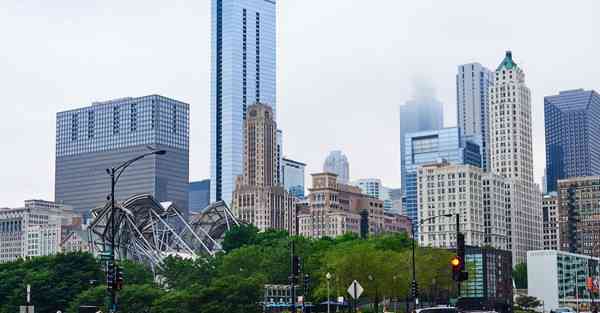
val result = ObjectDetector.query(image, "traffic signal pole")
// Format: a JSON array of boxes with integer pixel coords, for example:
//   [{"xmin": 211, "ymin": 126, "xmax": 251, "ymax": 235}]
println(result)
[{"xmin": 456, "ymin": 213, "xmax": 460, "ymax": 298}]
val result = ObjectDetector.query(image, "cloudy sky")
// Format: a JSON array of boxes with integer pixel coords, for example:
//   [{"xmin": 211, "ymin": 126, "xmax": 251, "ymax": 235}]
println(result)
[{"xmin": 0, "ymin": 0, "xmax": 598, "ymax": 207}]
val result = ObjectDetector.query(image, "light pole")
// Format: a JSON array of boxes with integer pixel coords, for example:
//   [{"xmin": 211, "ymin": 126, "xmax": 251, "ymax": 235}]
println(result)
[
  {"xmin": 107, "ymin": 148, "xmax": 166, "ymax": 313},
  {"xmin": 411, "ymin": 213, "xmax": 454, "ymax": 309},
  {"xmin": 326, "ymin": 272, "xmax": 332, "ymax": 313}
]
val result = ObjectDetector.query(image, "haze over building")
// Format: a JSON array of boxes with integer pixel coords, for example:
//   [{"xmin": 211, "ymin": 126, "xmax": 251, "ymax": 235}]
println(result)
[{"xmin": 323, "ymin": 150, "xmax": 350, "ymax": 184}]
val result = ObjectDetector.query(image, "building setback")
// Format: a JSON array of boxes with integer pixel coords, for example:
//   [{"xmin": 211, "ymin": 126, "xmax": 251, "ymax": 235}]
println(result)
[
  {"xmin": 404, "ymin": 127, "xmax": 481, "ymax": 236},
  {"xmin": 456, "ymin": 63, "xmax": 494, "ymax": 172},
  {"xmin": 545, "ymin": 89, "xmax": 600, "ymax": 192},
  {"xmin": 489, "ymin": 51, "xmax": 542, "ymax": 265},
  {"xmin": 211, "ymin": 0, "xmax": 276, "ymax": 205},
  {"xmin": 231, "ymin": 104, "xmax": 294, "ymax": 232},
  {"xmin": 557, "ymin": 176, "xmax": 600, "ymax": 256},
  {"xmin": 55, "ymin": 95, "xmax": 190, "ymax": 215}
]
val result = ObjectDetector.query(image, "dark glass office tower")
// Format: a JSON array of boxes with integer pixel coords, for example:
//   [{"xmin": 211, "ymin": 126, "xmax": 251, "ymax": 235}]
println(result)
[{"xmin": 55, "ymin": 95, "xmax": 189, "ymax": 214}]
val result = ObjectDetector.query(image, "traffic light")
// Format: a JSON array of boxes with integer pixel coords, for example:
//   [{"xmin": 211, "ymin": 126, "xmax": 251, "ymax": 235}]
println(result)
[
  {"xmin": 292, "ymin": 256, "xmax": 301, "ymax": 276},
  {"xmin": 115, "ymin": 265, "xmax": 124, "ymax": 291},
  {"xmin": 106, "ymin": 265, "xmax": 115, "ymax": 290},
  {"xmin": 410, "ymin": 280, "xmax": 419, "ymax": 299},
  {"xmin": 303, "ymin": 274, "xmax": 311, "ymax": 295},
  {"xmin": 457, "ymin": 233, "xmax": 465, "ymax": 272},
  {"xmin": 450, "ymin": 255, "xmax": 462, "ymax": 282}
]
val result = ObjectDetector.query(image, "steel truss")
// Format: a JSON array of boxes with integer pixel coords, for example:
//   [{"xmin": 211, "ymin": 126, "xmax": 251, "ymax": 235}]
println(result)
[{"xmin": 88, "ymin": 194, "xmax": 238, "ymax": 271}]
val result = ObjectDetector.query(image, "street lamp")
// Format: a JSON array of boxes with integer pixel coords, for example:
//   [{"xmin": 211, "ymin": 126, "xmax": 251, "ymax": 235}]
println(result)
[
  {"xmin": 326, "ymin": 272, "xmax": 332, "ymax": 313},
  {"xmin": 106, "ymin": 147, "xmax": 166, "ymax": 313},
  {"xmin": 410, "ymin": 213, "xmax": 454, "ymax": 309}
]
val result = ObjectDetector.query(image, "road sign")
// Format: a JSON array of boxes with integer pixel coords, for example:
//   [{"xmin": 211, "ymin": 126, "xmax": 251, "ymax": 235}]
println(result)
[
  {"xmin": 20, "ymin": 306, "xmax": 34, "ymax": 313},
  {"xmin": 347, "ymin": 280, "xmax": 364, "ymax": 299}
]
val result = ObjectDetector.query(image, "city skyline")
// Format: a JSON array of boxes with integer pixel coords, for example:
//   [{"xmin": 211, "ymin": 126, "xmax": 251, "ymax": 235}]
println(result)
[{"xmin": 1, "ymin": 1, "xmax": 599, "ymax": 207}]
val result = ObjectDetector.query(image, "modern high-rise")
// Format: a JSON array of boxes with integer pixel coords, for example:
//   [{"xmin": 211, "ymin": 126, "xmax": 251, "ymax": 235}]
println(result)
[
  {"xmin": 351, "ymin": 178, "xmax": 393, "ymax": 210},
  {"xmin": 231, "ymin": 104, "xmax": 294, "ymax": 232},
  {"xmin": 188, "ymin": 180, "xmax": 211, "ymax": 213},
  {"xmin": 55, "ymin": 95, "xmax": 190, "ymax": 214},
  {"xmin": 457, "ymin": 63, "xmax": 494, "ymax": 171},
  {"xmin": 489, "ymin": 51, "xmax": 542, "ymax": 264},
  {"xmin": 281, "ymin": 157, "xmax": 306, "ymax": 198},
  {"xmin": 400, "ymin": 97, "xmax": 444, "ymax": 192},
  {"xmin": 557, "ymin": 176, "xmax": 600, "ymax": 256},
  {"xmin": 544, "ymin": 89, "xmax": 600, "ymax": 192},
  {"xmin": 323, "ymin": 151, "xmax": 350, "ymax": 184},
  {"xmin": 542, "ymin": 192, "xmax": 560, "ymax": 251},
  {"xmin": 211, "ymin": 0, "xmax": 276, "ymax": 205},
  {"xmin": 404, "ymin": 127, "xmax": 481, "ymax": 235}
]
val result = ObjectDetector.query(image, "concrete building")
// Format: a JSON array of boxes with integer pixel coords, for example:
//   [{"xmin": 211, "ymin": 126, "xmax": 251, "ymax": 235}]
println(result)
[
  {"xmin": 383, "ymin": 211, "xmax": 412, "ymax": 235},
  {"xmin": 211, "ymin": 0, "xmax": 277, "ymax": 205},
  {"xmin": 55, "ymin": 95, "xmax": 190, "ymax": 215},
  {"xmin": 188, "ymin": 180, "xmax": 211, "ymax": 213},
  {"xmin": 545, "ymin": 89, "xmax": 600, "ymax": 192},
  {"xmin": 528, "ymin": 250, "xmax": 600, "ymax": 311},
  {"xmin": 489, "ymin": 51, "xmax": 543, "ymax": 264},
  {"xmin": 482, "ymin": 173, "xmax": 509, "ymax": 249},
  {"xmin": 0, "ymin": 200, "xmax": 81, "ymax": 263},
  {"xmin": 298, "ymin": 173, "xmax": 386, "ymax": 239},
  {"xmin": 400, "ymin": 97, "xmax": 444, "ymax": 192},
  {"xmin": 231, "ymin": 104, "xmax": 295, "ymax": 232},
  {"xmin": 543, "ymin": 192, "xmax": 560, "ymax": 251},
  {"xmin": 281, "ymin": 157, "xmax": 306, "ymax": 198},
  {"xmin": 558, "ymin": 177, "xmax": 600, "ymax": 256},
  {"xmin": 404, "ymin": 127, "xmax": 481, "ymax": 236},
  {"xmin": 352, "ymin": 178, "xmax": 393, "ymax": 210},
  {"xmin": 457, "ymin": 63, "xmax": 494, "ymax": 172},
  {"xmin": 323, "ymin": 150, "xmax": 350, "ymax": 184}
]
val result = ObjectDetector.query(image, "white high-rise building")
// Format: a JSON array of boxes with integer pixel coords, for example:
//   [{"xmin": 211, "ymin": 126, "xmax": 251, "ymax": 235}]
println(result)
[
  {"xmin": 489, "ymin": 51, "xmax": 543, "ymax": 265},
  {"xmin": 457, "ymin": 63, "xmax": 494, "ymax": 171},
  {"xmin": 323, "ymin": 151, "xmax": 350, "ymax": 184}
]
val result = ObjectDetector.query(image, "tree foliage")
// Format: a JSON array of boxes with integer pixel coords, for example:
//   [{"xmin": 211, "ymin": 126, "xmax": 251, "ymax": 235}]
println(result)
[
  {"xmin": 515, "ymin": 295, "xmax": 541, "ymax": 311},
  {"xmin": 513, "ymin": 262, "xmax": 528, "ymax": 289}
]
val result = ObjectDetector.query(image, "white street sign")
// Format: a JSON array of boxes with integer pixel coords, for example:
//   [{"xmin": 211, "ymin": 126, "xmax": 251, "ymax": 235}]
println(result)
[{"xmin": 347, "ymin": 280, "xmax": 364, "ymax": 299}]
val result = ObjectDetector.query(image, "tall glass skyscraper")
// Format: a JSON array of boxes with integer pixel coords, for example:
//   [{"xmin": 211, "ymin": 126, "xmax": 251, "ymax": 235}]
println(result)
[
  {"xmin": 399, "ymin": 98, "xmax": 443, "ymax": 192},
  {"xmin": 404, "ymin": 127, "xmax": 481, "ymax": 235},
  {"xmin": 281, "ymin": 157, "xmax": 306, "ymax": 198},
  {"xmin": 457, "ymin": 63, "xmax": 494, "ymax": 171},
  {"xmin": 211, "ymin": 0, "xmax": 276, "ymax": 205},
  {"xmin": 55, "ymin": 95, "xmax": 190, "ymax": 214},
  {"xmin": 189, "ymin": 179, "xmax": 211, "ymax": 213},
  {"xmin": 544, "ymin": 89, "xmax": 600, "ymax": 192}
]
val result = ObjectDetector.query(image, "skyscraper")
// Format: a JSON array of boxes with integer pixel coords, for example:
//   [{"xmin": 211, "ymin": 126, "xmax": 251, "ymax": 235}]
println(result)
[
  {"xmin": 55, "ymin": 95, "xmax": 190, "ymax": 214},
  {"xmin": 188, "ymin": 179, "xmax": 211, "ymax": 213},
  {"xmin": 211, "ymin": 0, "xmax": 276, "ymax": 205},
  {"xmin": 323, "ymin": 151, "xmax": 350, "ymax": 184},
  {"xmin": 231, "ymin": 103, "xmax": 294, "ymax": 232},
  {"xmin": 489, "ymin": 51, "xmax": 542, "ymax": 264},
  {"xmin": 351, "ymin": 178, "xmax": 393, "ymax": 210},
  {"xmin": 404, "ymin": 127, "xmax": 481, "ymax": 235},
  {"xmin": 456, "ymin": 63, "xmax": 494, "ymax": 171},
  {"xmin": 281, "ymin": 157, "xmax": 306, "ymax": 198},
  {"xmin": 544, "ymin": 89, "xmax": 600, "ymax": 192},
  {"xmin": 399, "ymin": 98, "xmax": 443, "ymax": 192}
]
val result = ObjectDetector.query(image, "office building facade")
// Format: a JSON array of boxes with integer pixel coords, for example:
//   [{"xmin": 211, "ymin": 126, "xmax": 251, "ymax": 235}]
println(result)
[
  {"xmin": 489, "ymin": 51, "xmax": 542, "ymax": 264},
  {"xmin": 545, "ymin": 89, "xmax": 600, "ymax": 192},
  {"xmin": 231, "ymin": 104, "xmax": 294, "ymax": 232},
  {"xmin": 543, "ymin": 192, "xmax": 560, "ymax": 251},
  {"xmin": 211, "ymin": 0, "xmax": 276, "ymax": 205},
  {"xmin": 404, "ymin": 127, "xmax": 481, "ymax": 235},
  {"xmin": 323, "ymin": 150, "xmax": 350, "ymax": 184},
  {"xmin": 281, "ymin": 157, "xmax": 306, "ymax": 198},
  {"xmin": 457, "ymin": 63, "xmax": 494, "ymax": 171},
  {"xmin": 558, "ymin": 177, "xmax": 600, "ymax": 256},
  {"xmin": 400, "ymin": 98, "xmax": 444, "ymax": 192},
  {"xmin": 55, "ymin": 95, "xmax": 190, "ymax": 214},
  {"xmin": 352, "ymin": 178, "xmax": 393, "ymax": 210},
  {"xmin": 189, "ymin": 179, "xmax": 211, "ymax": 213}
]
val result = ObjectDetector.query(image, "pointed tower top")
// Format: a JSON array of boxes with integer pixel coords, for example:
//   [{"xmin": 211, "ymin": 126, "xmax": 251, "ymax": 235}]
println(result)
[{"xmin": 496, "ymin": 50, "xmax": 518, "ymax": 71}]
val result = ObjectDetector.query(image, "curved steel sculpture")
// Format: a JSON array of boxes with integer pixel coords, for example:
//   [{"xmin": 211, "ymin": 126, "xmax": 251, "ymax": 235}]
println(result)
[{"xmin": 88, "ymin": 194, "xmax": 239, "ymax": 271}]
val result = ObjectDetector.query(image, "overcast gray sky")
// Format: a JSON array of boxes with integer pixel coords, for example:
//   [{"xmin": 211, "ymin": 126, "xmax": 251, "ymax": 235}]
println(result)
[{"xmin": 0, "ymin": 0, "xmax": 598, "ymax": 207}]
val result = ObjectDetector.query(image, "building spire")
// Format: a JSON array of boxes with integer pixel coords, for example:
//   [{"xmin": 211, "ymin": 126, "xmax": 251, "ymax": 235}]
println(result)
[{"xmin": 496, "ymin": 50, "xmax": 518, "ymax": 71}]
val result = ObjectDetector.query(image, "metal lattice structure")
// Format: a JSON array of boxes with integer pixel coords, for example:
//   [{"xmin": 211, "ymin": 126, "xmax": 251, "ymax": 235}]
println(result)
[{"xmin": 88, "ymin": 194, "xmax": 239, "ymax": 271}]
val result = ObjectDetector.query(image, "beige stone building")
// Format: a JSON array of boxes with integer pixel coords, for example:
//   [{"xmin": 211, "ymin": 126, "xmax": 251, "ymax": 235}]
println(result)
[
  {"xmin": 231, "ymin": 103, "xmax": 295, "ymax": 233},
  {"xmin": 298, "ymin": 172, "xmax": 396, "ymax": 238},
  {"xmin": 542, "ymin": 192, "xmax": 560, "ymax": 251}
]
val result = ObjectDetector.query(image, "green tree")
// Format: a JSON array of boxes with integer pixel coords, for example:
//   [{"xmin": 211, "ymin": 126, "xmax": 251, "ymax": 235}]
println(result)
[
  {"xmin": 515, "ymin": 295, "xmax": 541, "ymax": 311},
  {"xmin": 513, "ymin": 262, "xmax": 528, "ymax": 289},
  {"xmin": 221, "ymin": 224, "xmax": 259, "ymax": 252},
  {"xmin": 158, "ymin": 255, "xmax": 215, "ymax": 290},
  {"xmin": 120, "ymin": 260, "xmax": 154, "ymax": 285},
  {"xmin": 119, "ymin": 284, "xmax": 164, "ymax": 313},
  {"xmin": 66, "ymin": 286, "xmax": 106, "ymax": 313}
]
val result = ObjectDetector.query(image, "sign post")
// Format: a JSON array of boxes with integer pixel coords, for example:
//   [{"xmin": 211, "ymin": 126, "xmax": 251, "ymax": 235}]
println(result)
[{"xmin": 347, "ymin": 280, "xmax": 364, "ymax": 313}]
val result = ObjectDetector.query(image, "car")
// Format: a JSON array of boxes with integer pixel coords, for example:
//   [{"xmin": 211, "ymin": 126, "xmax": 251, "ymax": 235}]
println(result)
[
  {"xmin": 416, "ymin": 306, "xmax": 459, "ymax": 313},
  {"xmin": 550, "ymin": 308, "xmax": 576, "ymax": 313}
]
